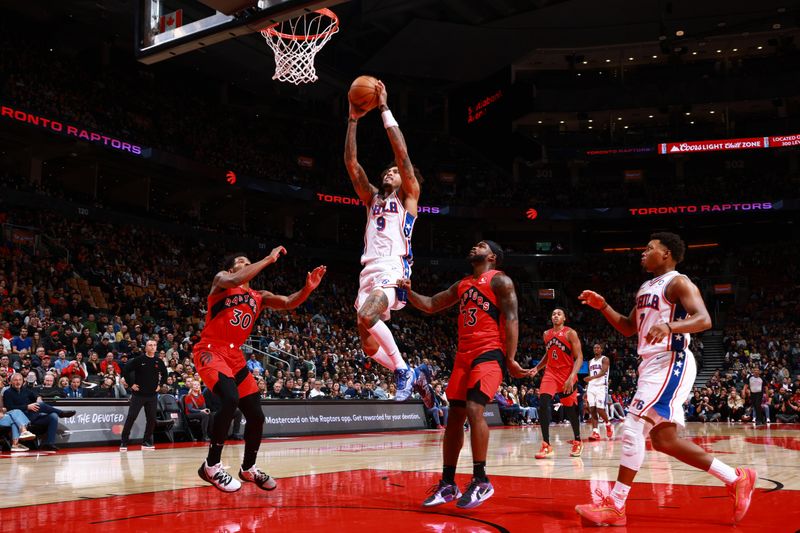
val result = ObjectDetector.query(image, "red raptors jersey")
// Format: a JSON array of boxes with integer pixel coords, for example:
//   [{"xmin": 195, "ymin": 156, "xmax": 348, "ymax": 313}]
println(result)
[
  {"xmin": 457, "ymin": 270, "xmax": 505, "ymax": 356},
  {"xmin": 543, "ymin": 327, "xmax": 575, "ymax": 383},
  {"xmin": 200, "ymin": 287, "xmax": 263, "ymax": 346}
]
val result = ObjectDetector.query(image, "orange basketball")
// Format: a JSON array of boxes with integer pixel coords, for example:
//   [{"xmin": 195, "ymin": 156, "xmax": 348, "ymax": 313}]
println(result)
[{"xmin": 348, "ymin": 75, "xmax": 379, "ymax": 112}]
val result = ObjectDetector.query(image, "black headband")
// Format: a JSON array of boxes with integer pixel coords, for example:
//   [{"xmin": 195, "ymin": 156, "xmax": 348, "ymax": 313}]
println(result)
[{"xmin": 483, "ymin": 240, "xmax": 504, "ymax": 266}]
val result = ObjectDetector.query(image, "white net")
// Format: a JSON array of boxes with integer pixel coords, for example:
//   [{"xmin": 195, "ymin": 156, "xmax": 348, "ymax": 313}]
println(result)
[{"xmin": 260, "ymin": 9, "xmax": 339, "ymax": 85}]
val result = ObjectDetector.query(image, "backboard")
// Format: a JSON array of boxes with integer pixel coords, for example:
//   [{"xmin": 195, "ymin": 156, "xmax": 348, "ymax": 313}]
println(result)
[{"xmin": 135, "ymin": 0, "xmax": 345, "ymax": 64}]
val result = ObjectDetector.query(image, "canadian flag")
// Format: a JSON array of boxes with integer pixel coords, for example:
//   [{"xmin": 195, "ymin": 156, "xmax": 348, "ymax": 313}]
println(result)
[{"xmin": 158, "ymin": 9, "xmax": 183, "ymax": 33}]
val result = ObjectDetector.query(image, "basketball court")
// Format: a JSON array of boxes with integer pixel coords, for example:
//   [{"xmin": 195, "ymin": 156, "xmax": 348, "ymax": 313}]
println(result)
[{"xmin": 2, "ymin": 423, "xmax": 798, "ymax": 531}]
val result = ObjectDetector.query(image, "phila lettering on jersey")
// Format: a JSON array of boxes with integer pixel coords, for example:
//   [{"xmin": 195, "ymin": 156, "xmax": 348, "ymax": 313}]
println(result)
[
  {"xmin": 635, "ymin": 270, "xmax": 690, "ymax": 359},
  {"xmin": 360, "ymin": 191, "xmax": 416, "ymax": 265}
]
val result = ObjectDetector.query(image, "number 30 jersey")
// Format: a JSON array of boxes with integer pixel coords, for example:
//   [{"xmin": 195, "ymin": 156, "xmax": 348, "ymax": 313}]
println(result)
[
  {"xmin": 361, "ymin": 191, "xmax": 416, "ymax": 266},
  {"xmin": 200, "ymin": 286, "xmax": 263, "ymax": 347},
  {"xmin": 456, "ymin": 269, "xmax": 505, "ymax": 358}
]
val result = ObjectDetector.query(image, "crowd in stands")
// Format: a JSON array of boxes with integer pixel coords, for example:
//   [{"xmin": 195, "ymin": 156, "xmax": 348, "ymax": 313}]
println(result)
[{"xmin": 1, "ymin": 195, "xmax": 798, "ymax": 439}]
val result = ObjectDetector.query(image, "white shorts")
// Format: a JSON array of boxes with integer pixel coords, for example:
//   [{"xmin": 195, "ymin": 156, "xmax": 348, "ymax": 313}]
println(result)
[
  {"xmin": 586, "ymin": 388, "xmax": 608, "ymax": 410},
  {"xmin": 354, "ymin": 256, "xmax": 411, "ymax": 321},
  {"xmin": 628, "ymin": 349, "xmax": 697, "ymax": 426}
]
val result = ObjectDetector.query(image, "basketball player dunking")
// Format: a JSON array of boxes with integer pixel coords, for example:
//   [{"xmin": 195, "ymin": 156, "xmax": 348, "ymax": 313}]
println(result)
[
  {"xmin": 398, "ymin": 240, "xmax": 532, "ymax": 509},
  {"xmin": 194, "ymin": 248, "xmax": 326, "ymax": 492},
  {"xmin": 345, "ymin": 80, "xmax": 432, "ymax": 406},
  {"xmin": 530, "ymin": 308, "xmax": 584, "ymax": 459},
  {"xmin": 585, "ymin": 343, "xmax": 613, "ymax": 440},
  {"xmin": 575, "ymin": 233, "xmax": 756, "ymax": 526}
]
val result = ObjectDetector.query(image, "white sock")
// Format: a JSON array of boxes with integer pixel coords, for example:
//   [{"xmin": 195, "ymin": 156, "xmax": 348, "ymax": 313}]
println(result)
[
  {"xmin": 593, "ymin": 426, "xmax": 600, "ymax": 434},
  {"xmin": 368, "ymin": 320, "xmax": 408, "ymax": 370},
  {"xmin": 369, "ymin": 347, "xmax": 396, "ymax": 371},
  {"xmin": 610, "ymin": 481, "xmax": 631, "ymax": 509},
  {"xmin": 708, "ymin": 458, "xmax": 738, "ymax": 485}
]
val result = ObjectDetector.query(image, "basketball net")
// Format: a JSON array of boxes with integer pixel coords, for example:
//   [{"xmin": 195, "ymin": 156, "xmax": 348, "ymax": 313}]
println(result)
[{"xmin": 260, "ymin": 9, "xmax": 339, "ymax": 85}]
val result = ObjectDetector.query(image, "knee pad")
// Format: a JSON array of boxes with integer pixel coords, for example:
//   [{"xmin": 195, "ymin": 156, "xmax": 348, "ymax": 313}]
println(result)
[{"xmin": 620, "ymin": 414, "xmax": 651, "ymax": 471}]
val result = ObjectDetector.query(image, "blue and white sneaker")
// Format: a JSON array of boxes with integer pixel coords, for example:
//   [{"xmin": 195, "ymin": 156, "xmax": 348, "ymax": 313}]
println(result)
[
  {"xmin": 456, "ymin": 478, "xmax": 494, "ymax": 509},
  {"xmin": 422, "ymin": 480, "xmax": 462, "ymax": 507},
  {"xmin": 394, "ymin": 367, "xmax": 414, "ymax": 401}
]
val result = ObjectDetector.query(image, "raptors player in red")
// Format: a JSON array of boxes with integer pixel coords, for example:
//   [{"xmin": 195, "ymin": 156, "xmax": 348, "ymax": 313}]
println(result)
[
  {"xmin": 531, "ymin": 308, "xmax": 584, "ymax": 459},
  {"xmin": 398, "ymin": 240, "xmax": 532, "ymax": 509},
  {"xmin": 194, "ymin": 247, "xmax": 326, "ymax": 492}
]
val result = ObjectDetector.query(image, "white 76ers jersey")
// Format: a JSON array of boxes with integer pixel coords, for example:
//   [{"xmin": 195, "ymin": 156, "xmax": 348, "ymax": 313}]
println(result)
[
  {"xmin": 635, "ymin": 270, "xmax": 690, "ymax": 359},
  {"xmin": 360, "ymin": 191, "xmax": 416, "ymax": 265},
  {"xmin": 587, "ymin": 356, "xmax": 608, "ymax": 391}
]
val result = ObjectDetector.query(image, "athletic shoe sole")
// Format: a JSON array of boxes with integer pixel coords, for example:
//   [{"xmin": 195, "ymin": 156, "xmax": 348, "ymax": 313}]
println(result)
[
  {"xmin": 198, "ymin": 464, "xmax": 241, "ymax": 492},
  {"xmin": 456, "ymin": 487, "xmax": 494, "ymax": 509}
]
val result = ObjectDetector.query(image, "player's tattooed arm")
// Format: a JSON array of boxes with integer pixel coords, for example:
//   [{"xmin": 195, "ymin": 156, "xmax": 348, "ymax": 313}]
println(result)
[
  {"xmin": 344, "ymin": 115, "xmax": 378, "ymax": 205},
  {"xmin": 493, "ymin": 274, "xmax": 531, "ymax": 378},
  {"xmin": 397, "ymin": 278, "xmax": 459, "ymax": 314},
  {"xmin": 212, "ymin": 246, "xmax": 286, "ymax": 293},
  {"xmin": 376, "ymin": 81, "xmax": 420, "ymax": 204}
]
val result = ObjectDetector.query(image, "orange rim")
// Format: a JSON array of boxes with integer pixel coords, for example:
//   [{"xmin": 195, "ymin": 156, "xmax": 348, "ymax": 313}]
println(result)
[{"xmin": 261, "ymin": 8, "xmax": 339, "ymax": 42}]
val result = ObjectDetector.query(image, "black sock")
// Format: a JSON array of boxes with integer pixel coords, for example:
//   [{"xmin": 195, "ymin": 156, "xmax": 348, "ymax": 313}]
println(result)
[
  {"xmin": 207, "ymin": 443, "xmax": 224, "ymax": 466},
  {"xmin": 539, "ymin": 394, "xmax": 552, "ymax": 444},
  {"xmin": 473, "ymin": 461, "xmax": 487, "ymax": 481},
  {"xmin": 443, "ymin": 465, "xmax": 457, "ymax": 484},
  {"xmin": 241, "ymin": 449, "xmax": 258, "ymax": 471},
  {"xmin": 566, "ymin": 405, "xmax": 581, "ymax": 441}
]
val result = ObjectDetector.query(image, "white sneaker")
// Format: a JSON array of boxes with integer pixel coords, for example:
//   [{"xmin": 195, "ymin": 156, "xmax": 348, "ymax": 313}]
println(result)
[
  {"xmin": 199, "ymin": 460, "xmax": 242, "ymax": 492},
  {"xmin": 19, "ymin": 430, "xmax": 36, "ymax": 441},
  {"xmin": 11, "ymin": 444, "xmax": 29, "ymax": 452},
  {"xmin": 239, "ymin": 465, "xmax": 277, "ymax": 491}
]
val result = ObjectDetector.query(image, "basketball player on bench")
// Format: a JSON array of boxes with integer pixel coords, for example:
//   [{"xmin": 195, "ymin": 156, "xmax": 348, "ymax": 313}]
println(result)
[{"xmin": 344, "ymin": 80, "xmax": 433, "ymax": 407}]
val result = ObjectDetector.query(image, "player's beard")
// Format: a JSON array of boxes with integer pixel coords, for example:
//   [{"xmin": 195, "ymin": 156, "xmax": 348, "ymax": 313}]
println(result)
[{"xmin": 468, "ymin": 252, "xmax": 488, "ymax": 265}]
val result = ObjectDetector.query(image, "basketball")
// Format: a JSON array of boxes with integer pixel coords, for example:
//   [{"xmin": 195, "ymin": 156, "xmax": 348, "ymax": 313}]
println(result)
[{"xmin": 348, "ymin": 75, "xmax": 379, "ymax": 112}]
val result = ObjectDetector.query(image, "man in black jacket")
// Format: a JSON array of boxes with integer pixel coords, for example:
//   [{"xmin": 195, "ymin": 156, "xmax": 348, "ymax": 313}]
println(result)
[{"xmin": 119, "ymin": 339, "xmax": 168, "ymax": 451}]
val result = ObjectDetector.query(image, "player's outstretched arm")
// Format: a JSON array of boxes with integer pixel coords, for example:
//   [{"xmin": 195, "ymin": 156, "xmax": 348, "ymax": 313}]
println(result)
[
  {"xmin": 564, "ymin": 328, "xmax": 583, "ymax": 393},
  {"xmin": 397, "ymin": 278, "xmax": 459, "ymax": 314},
  {"xmin": 261, "ymin": 266, "xmax": 327, "ymax": 310},
  {"xmin": 344, "ymin": 105, "xmax": 378, "ymax": 205},
  {"xmin": 493, "ymin": 273, "xmax": 532, "ymax": 378},
  {"xmin": 645, "ymin": 276, "xmax": 712, "ymax": 345},
  {"xmin": 376, "ymin": 82, "xmax": 420, "ymax": 206},
  {"xmin": 213, "ymin": 246, "xmax": 287, "ymax": 292},
  {"xmin": 578, "ymin": 290, "xmax": 637, "ymax": 337}
]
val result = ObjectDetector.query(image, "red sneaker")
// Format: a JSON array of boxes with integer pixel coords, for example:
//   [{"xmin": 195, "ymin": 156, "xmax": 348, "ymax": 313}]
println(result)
[
  {"xmin": 588, "ymin": 432, "xmax": 601, "ymax": 441},
  {"xmin": 575, "ymin": 494, "xmax": 626, "ymax": 526},
  {"xmin": 606, "ymin": 424, "xmax": 614, "ymax": 439},
  {"xmin": 535, "ymin": 442, "xmax": 554, "ymax": 459},
  {"xmin": 570, "ymin": 440, "xmax": 583, "ymax": 457},
  {"xmin": 728, "ymin": 467, "xmax": 757, "ymax": 523}
]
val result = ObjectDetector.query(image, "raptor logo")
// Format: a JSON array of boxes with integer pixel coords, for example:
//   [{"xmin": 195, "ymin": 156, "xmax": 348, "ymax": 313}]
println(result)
[{"xmin": 199, "ymin": 351, "xmax": 213, "ymax": 366}]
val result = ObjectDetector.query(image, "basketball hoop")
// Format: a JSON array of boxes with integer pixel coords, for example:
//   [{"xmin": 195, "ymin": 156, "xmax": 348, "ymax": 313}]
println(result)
[{"xmin": 260, "ymin": 8, "xmax": 339, "ymax": 85}]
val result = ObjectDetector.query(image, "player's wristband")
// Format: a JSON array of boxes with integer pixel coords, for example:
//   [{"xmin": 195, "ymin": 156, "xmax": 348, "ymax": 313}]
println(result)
[
  {"xmin": 382, "ymin": 109, "xmax": 398, "ymax": 129},
  {"xmin": 666, "ymin": 323, "xmax": 673, "ymax": 333}
]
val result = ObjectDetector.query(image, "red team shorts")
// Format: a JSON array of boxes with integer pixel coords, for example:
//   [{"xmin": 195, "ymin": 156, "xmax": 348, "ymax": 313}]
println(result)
[
  {"xmin": 193, "ymin": 340, "xmax": 258, "ymax": 398},
  {"xmin": 540, "ymin": 372, "xmax": 578, "ymax": 406},
  {"xmin": 447, "ymin": 349, "xmax": 504, "ymax": 404}
]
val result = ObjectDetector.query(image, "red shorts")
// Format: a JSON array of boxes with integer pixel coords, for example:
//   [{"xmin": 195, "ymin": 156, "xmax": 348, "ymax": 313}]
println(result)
[
  {"xmin": 447, "ymin": 349, "xmax": 504, "ymax": 404},
  {"xmin": 193, "ymin": 341, "xmax": 258, "ymax": 398},
  {"xmin": 540, "ymin": 373, "xmax": 578, "ymax": 406}
]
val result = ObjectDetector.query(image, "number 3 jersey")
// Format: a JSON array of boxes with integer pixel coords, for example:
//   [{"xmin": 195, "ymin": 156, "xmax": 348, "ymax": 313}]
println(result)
[
  {"xmin": 457, "ymin": 269, "xmax": 505, "ymax": 358},
  {"xmin": 200, "ymin": 286, "xmax": 263, "ymax": 347}
]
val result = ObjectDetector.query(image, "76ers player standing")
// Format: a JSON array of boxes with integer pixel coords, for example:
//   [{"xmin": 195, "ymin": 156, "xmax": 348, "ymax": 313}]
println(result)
[
  {"xmin": 345, "ymin": 80, "xmax": 431, "ymax": 406},
  {"xmin": 194, "ymin": 247, "xmax": 326, "ymax": 492},
  {"xmin": 530, "ymin": 308, "xmax": 584, "ymax": 459},
  {"xmin": 575, "ymin": 233, "xmax": 756, "ymax": 526},
  {"xmin": 399, "ymin": 240, "xmax": 532, "ymax": 510}
]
